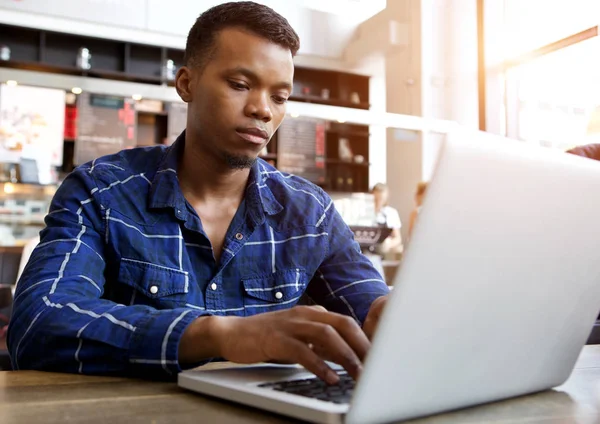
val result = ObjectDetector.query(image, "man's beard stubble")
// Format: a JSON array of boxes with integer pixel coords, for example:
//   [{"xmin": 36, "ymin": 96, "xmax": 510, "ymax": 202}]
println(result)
[{"xmin": 223, "ymin": 152, "xmax": 257, "ymax": 170}]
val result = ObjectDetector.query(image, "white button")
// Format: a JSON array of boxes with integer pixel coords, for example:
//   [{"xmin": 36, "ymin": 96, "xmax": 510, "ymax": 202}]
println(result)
[
  {"xmin": 235, "ymin": 233, "xmax": 244, "ymax": 240},
  {"xmin": 275, "ymin": 291, "xmax": 283, "ymax": 300},
  {"xmin": 211, "ymin": 283, "xmax": 217, "ymax": 291},
  {"xmin": 149, "ymin": 285, "xmax": 158, "ymax": 294}
]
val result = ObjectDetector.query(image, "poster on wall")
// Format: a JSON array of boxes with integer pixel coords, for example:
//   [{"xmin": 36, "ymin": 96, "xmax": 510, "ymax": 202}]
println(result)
[
  {"xmin": 0, "ymin": 84, "xmax": 66, "ymax": 166},
  {"xmin": 277, "ymin": 117, "xmax": 326, "ymax": 184},
  {"xmin": 74, "ymin": 92, "xmax": 137, "ymax": 165}
]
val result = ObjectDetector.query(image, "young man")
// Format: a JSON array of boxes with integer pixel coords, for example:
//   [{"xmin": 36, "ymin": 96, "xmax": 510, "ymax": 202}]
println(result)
[{"xmin": 8, "ymin": 1, "xmax": 389, "ymax": 383}]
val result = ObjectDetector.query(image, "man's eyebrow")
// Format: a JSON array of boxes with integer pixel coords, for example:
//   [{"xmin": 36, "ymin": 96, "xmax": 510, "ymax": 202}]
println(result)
[{"xmin": 224, "ymin": 66, "xmax": 293, "ymax": 92}]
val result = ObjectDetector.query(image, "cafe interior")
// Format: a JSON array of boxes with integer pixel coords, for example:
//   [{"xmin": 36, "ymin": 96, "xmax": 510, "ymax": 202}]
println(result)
[{"xmin": 1, "ymin": 1, "xmax": 600, "ymax": 423}]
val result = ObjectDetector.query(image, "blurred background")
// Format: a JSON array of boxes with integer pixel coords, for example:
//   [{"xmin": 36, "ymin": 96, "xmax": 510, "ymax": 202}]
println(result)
[{"xmin": 0, "ymin": 0, "xmax": 599, "ymax": 287}]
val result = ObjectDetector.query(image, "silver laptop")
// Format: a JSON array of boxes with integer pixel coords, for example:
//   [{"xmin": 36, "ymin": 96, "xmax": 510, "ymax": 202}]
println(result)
[{"xmin": 178, "ymin": 130, "xmax": 600, "ymax": 424}]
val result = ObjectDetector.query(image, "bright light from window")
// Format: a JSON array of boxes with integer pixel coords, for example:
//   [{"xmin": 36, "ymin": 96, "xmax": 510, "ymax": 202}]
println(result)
[
  {"xmin": 511, "ymin": 36, "xmax": 600, "ymax": 149},
  {"xmin": 3, "ymin": 183, "xmax": 15, "ymax": 194},
  {"xmin": 502, "ymin": 0, "xmax": 599, "ymax": 60}
]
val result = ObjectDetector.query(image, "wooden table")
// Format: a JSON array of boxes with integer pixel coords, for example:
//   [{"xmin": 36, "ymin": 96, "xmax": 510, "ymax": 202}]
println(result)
[
  {"xmin": 0, "ymin": 337, "xmax": 9, "ymax": 371},
  {"xmin": 0, "ymin": 346, "xmax": 599, "ymax": 424}
]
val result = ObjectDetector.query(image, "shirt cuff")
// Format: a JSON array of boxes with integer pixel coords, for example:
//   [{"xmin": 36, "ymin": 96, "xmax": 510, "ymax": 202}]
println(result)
[{"xmin": 128, "ymin": 308, "xmax": 208, "ymax": 379}]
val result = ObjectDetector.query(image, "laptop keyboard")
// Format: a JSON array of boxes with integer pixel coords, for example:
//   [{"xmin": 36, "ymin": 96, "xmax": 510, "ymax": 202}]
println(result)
[{"xmin": 257, "ymin": 372, "xmax": 354, "ymax": 404}]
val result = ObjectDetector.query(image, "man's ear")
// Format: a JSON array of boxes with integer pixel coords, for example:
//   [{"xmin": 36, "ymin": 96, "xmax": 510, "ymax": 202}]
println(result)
[{"xmin": 175, "ymin": 66, "xmax": 193, "ymax": 103}]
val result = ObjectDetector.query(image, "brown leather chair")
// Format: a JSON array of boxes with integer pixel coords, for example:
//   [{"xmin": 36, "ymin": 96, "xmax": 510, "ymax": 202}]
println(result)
[
  {"xmin": 566, "ymin": 143, "xmax": 600, "ymax": 160},
  {"xmin": 0, "ymin": 286, "xmax": 11, "ymax": 370}
]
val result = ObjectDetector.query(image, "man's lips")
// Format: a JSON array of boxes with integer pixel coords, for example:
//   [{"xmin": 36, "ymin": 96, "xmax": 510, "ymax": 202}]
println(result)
[{"xmin": 236, "ymin": 127, "xmax": 269, "ymax": 144}]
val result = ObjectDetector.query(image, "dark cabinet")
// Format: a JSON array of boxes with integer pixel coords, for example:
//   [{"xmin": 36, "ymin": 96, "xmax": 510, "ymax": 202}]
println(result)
[{"xmin": 0, "ymin": 23, "xmax": 372, "ymax": 192}]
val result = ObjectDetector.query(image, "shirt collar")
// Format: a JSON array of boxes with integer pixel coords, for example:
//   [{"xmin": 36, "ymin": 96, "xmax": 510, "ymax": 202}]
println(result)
[
  {"xmin": 246, "ymin": 160, "xmax": 284, "ymax": 225},
  {"xmin": 148, "ymin": 130, "xmax": 283, "ymax": 224},
  {"xmin": 148, "ymin": 132, "xmax": 185, "ymax": 211}
]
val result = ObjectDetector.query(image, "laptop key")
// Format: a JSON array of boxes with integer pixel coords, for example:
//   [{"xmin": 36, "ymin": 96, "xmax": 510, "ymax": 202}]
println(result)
[{"xmin": 258, "ymin": 372, "xmax": 355, "ymax": 404}]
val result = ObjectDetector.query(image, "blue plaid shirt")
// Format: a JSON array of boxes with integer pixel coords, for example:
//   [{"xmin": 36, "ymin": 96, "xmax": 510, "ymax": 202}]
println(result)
[{"xmin": 8, "ymin": 131, "xmax": 389, "ymax": 379}]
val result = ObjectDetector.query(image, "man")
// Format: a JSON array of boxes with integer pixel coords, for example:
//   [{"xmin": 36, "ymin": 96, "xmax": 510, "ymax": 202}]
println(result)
[
  {"xmin": 371, "ymin": 183, "xmax": 403, "ymax": 255},
  {"xmin": 8, "ymin": 1, "xmax": 389, "ymax": 384}
]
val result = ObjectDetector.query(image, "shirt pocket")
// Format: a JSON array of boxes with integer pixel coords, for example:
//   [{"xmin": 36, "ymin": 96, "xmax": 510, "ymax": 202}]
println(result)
[
  {"xmin": 242, "ymin": 268, "xmax": 307, "ymax": 315},
  {"xmin": 118, "ymin": 258, "xmax": 189, "ymax": 305}
]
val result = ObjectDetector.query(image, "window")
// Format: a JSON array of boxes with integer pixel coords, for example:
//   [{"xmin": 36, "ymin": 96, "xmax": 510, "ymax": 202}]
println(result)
[
  {"xmin": 484, "ymin": 0, "xmax": 600, "ymax": 149},
  {"xmin": 503, "ymin": 0, "xmax": 600, "ymax": 59},
  {"xmin": 508, "ymin": 36, "xmax": 600, "ymax": 149}
]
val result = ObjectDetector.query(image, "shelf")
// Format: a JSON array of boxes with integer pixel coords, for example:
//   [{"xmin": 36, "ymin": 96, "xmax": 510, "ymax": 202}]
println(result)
[
  {"xmin": 1, "ymin": 59, "xmax": 82, "ymax": 76},
  {"xmin": 86, "ymin": 69, "xmax": 162, "ymax": 85},
  {"xmin": 127, "ymin": 43, "xmax": 162, "ymax": 81},
  {"xmin": 0, "ymin": 182, "xmax": 58, "ymax": 191},
  {"xmin": 0, "ymin": 22, "xmax": 372, "ymax": 194},
  {"xmin": 81, "ymin": 69, "xmax": 164, "ymax": 85},
  {"xmin": 289, "ymin": 95, "xmax": 370, "ymax": 110},
  {"xmin": 2, "ymin": 25, "xmax": 40, "ymax": 63},
  {"xmin": 326, "ymin": 129, "xmax": 370, "ymax": 138},
  {"xmin": 0, "ymin": 245, "xmax": 24, "ymax": 254},
  {"xmin": 325, "ymin": 159, "xmax": 370, "ymax": 167},
  {"xmin": 137, "ymin": 110, "xmax": 168, "ymax": 116},
  {"xmin": 0, "ymin": 219, "xmax": 46, "ymax": 226},
  {"xmin": 0, "ymin": 60, "xmax": 164, "ymax": 85}
]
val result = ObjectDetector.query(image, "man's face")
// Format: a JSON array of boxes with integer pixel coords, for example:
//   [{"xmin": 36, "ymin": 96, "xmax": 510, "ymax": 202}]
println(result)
[
  {"xmin": 374, "ymin": 190, "xmax": 388, "ymax": 207},
  {"xmin": 179, "ymin": 27, "xmax": 294, "ymax": 169}
]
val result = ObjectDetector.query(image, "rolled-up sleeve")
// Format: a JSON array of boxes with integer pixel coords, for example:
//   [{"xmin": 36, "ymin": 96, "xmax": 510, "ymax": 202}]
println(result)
[{"xmin": 307, "ymin": 193, "xmax": 390, "ymax": 324}]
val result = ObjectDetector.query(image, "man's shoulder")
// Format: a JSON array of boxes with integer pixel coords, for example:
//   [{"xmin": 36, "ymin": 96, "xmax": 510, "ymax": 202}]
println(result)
[
  {"xmin": 260, "ymin": 160, "xmax": 327, "ymax": 199},
  {"xmin": 62, "ymin": 146, "xmax": 168, "ymax": 212},
  {"xmin": 258, "ymin": 160, "xmax": 331, "ymax": 226},
  {"xmin": 73, "ymin": 145, "xmax": 167, "ymax": 186}
]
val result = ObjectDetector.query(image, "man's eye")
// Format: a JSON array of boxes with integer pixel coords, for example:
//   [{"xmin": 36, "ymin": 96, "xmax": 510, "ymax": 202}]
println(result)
[
  {"xmin": 229, "ymin": 81, "xmax": 248, "ymax": 91},
  {"xmin": 272, "ymin": 96, "xmax": 288, "ymax": 105}
]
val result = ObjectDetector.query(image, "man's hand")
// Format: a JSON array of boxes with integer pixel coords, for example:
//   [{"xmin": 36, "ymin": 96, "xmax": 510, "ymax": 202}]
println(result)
[
  {"xmin": 180, "ymin": 305, "xmax": 370, "ymax": 384},
  {"xmin": 362, "ymin": 295, "xmax": 388, "ymax": 340}
]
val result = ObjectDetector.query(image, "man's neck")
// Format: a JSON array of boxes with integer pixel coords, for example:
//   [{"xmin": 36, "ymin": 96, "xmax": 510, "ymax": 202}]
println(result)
[{"xmin": 178, "ymin": 143, "xmax": 250, "ymax": 205}]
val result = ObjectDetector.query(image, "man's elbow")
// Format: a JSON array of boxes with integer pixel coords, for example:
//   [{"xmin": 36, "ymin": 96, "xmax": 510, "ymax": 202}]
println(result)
[{"xmin": 6, "ymin": 304, "xmax": 47, "ymax": 371}]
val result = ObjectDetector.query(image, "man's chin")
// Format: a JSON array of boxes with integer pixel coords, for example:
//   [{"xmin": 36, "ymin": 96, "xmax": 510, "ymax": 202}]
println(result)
[{"xmin": 223, "ymin": 153, "xmax": 257, "ymax": 170}]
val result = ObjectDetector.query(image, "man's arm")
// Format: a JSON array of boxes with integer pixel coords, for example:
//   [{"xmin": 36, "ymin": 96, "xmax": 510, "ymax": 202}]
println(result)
[
  {"xmin": 7, "ymin": 169, "xmax": 207, "ymax": 379},
  {"xmin": 306, "ymin": 193, "xmax": 390, "ymax": 324},
  {"xmin": 179, "ymin": 190, "xmax": 387, "ymax": 383}
]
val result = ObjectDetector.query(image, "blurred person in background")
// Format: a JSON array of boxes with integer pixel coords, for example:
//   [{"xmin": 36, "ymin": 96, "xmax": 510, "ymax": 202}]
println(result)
[
  {"xmin": 371, "ymin": 183, "xmax": 403, "ymax": 258},
  {"xmin": 409, "ymin": 181, "xmax": 428, "ymax": 240}
]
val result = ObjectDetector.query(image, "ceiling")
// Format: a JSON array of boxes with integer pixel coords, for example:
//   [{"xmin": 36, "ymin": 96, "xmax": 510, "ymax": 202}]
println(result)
[{"xmin": 0, "ymin": 0, "xmax": 388, "ymax": 58}]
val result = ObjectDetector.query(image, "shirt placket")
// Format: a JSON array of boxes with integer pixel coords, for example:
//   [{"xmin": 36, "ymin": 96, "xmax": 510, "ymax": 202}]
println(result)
[{"xmin": 203, "ymin": 221, "xmax": 255, "ymax": 313}]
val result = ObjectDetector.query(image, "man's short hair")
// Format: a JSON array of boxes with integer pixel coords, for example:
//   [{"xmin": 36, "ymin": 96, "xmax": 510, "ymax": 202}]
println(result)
[
  {"xmin": 372, "ymin": 183, "xmax": 388, "ymax": 193},
  {"xmin": 184, "ymin": 1, "xmax": 300, "ymax": 69}
]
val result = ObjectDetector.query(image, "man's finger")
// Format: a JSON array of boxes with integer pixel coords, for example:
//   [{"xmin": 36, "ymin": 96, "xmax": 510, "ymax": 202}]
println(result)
[
  {"xmin": 309, "ymin": 305, "xmax": 328, "ymax": 313},
  {"xmin": 297, "ymin": 307, "xmax": 370, "ymax": 362},
  {"xmin": 278, "ymin": 337, "xmax": 339, "ymax": 384},
  {"xmin": 363, "ymin": 296, "xmax": 388, "ymax": 340},
  {"xmin": 293, "ymin": 321, "xmax": 363, "ymax": 381}
]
